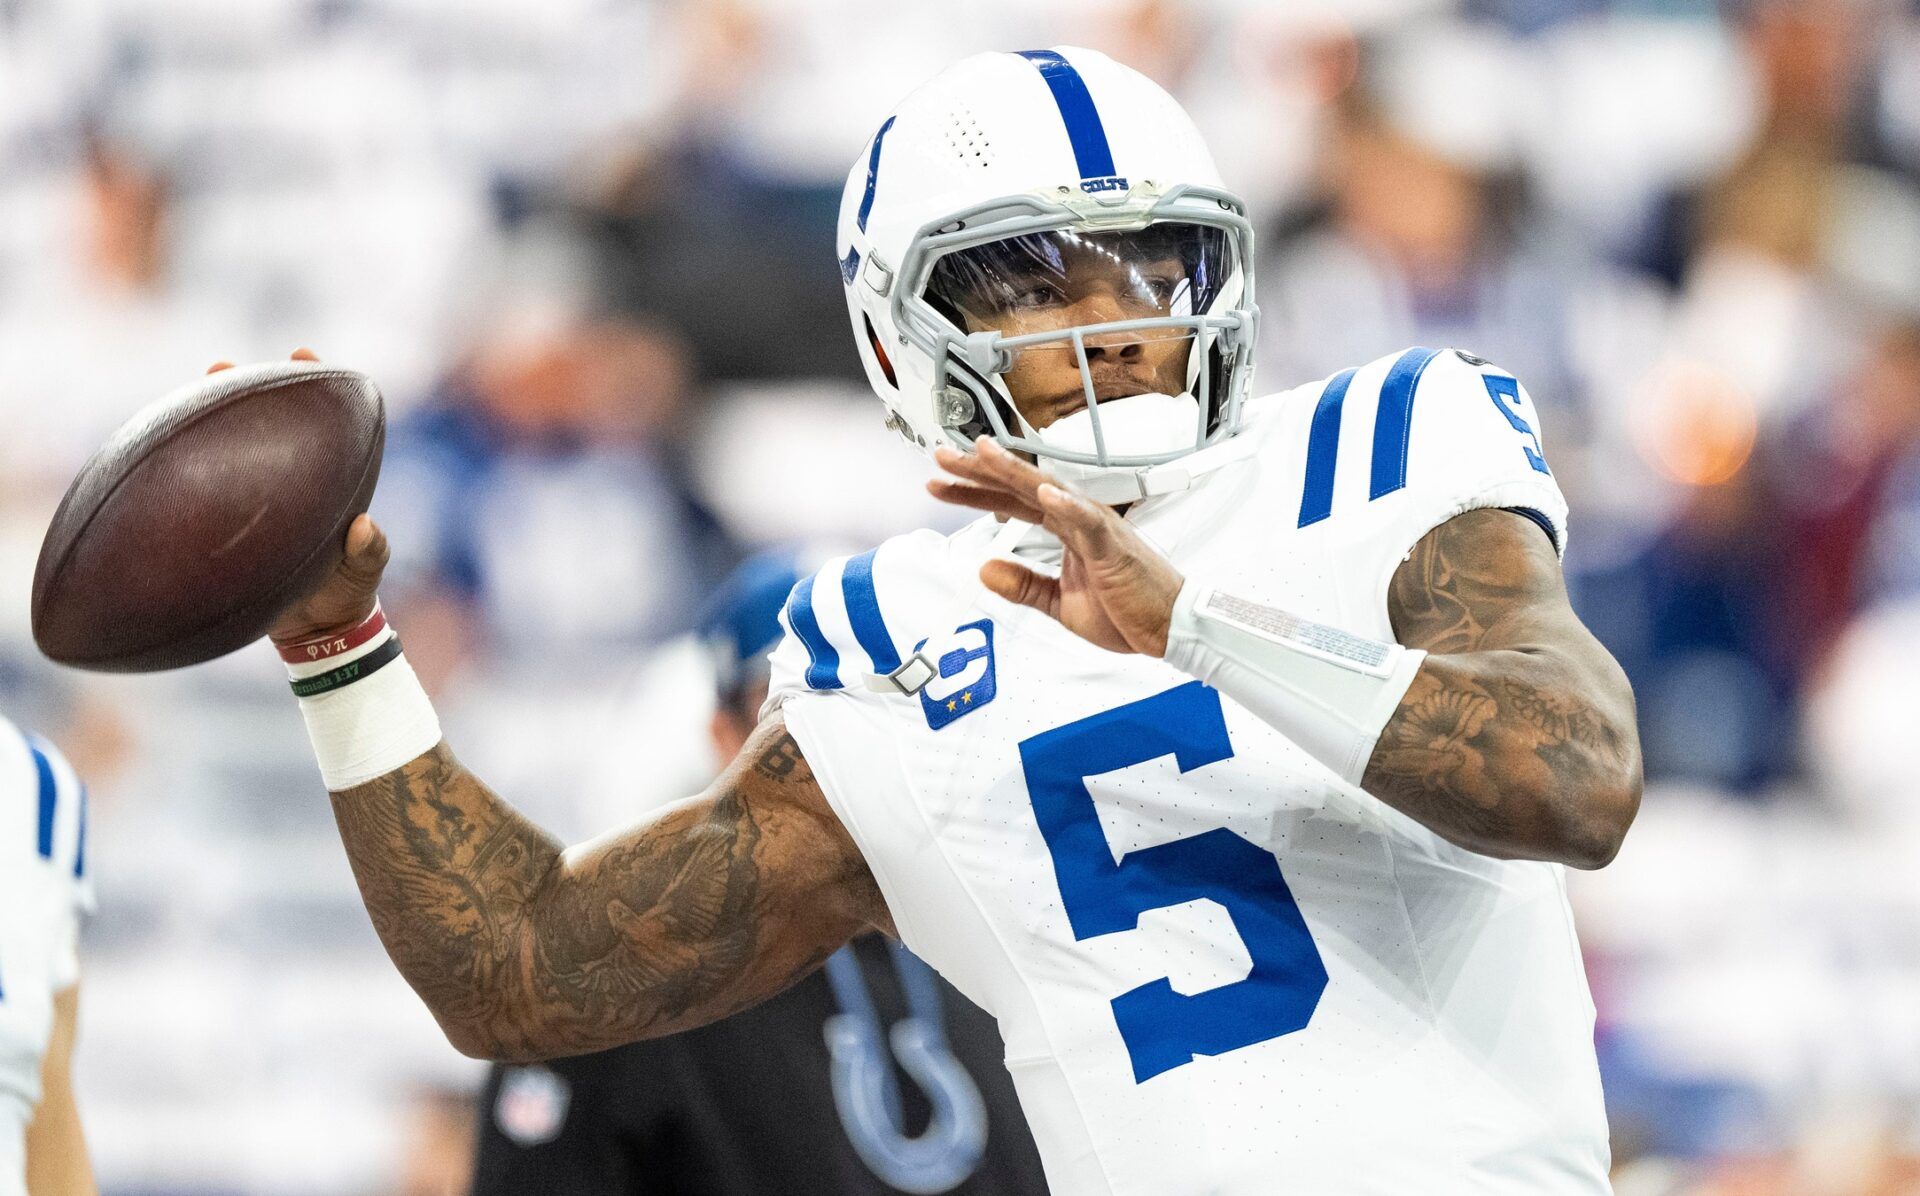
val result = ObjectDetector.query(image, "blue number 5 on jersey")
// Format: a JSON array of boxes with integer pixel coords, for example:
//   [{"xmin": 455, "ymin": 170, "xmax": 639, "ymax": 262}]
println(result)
[{"xmin": 1018, "ymin": 683, "xmax": 1328, "ymax": 1082}]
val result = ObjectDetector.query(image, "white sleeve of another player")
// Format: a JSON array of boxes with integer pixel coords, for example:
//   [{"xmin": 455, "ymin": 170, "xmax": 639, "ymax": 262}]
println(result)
[
  {"xmin": 1326, "ymin": 347, "xmax": 1571, "ymax": 634},
  {"xmin": 0, "ymin": 725, "xmax": 89, "ymax": 1123},
  {"xmin": 37, "ymin": 742, "xmax": 91, "ymax": 993}
]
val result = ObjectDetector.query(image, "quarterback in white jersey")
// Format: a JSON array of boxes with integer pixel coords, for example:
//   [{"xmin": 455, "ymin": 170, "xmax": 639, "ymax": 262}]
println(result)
[
  {"xmin": 0, "ymin": 717, "xmax": 94, "ymax": 1196},
  {"xmin": 767, "ymin": 344, "xmax": 1610, "ymax": 1192},
  {"xmin": 263, "ymin": 46, "xmax": 1639, "ymax": 1196}
]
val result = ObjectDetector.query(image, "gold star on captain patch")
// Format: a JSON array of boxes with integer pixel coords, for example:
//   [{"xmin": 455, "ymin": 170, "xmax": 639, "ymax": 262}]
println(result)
[
  {"xmin": 961, "ymin": 691, "xmax": 973, "ymax": 704},
  {"xmin": 946, "ymin": 699, "xmax": 958, "ymax": 712}
]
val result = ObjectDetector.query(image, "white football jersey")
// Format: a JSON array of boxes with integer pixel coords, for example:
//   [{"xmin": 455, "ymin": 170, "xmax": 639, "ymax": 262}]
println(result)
[
  {"xmin": 0, "ymin": 716, "xmax": 91, "ymax": 1196},
  {"xmin": 767, "ymin": 348, "xmax": 1610, "ymax": 1195}
]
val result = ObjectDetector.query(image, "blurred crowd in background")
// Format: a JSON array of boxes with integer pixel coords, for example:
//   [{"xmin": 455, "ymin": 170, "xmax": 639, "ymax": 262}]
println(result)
[{"xmin": 3, "ymin": 0, "xmax": 1920, "ymax": 1192}]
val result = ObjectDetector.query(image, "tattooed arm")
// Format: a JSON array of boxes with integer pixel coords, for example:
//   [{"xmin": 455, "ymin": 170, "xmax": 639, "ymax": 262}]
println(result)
[
  {"xmin": 331, "ymin": 716, "xmax": 889, "ymax": 1062},
  {"xmin": 1360, "ymin": 508, "xmax": 1641, "ymax": 868}
]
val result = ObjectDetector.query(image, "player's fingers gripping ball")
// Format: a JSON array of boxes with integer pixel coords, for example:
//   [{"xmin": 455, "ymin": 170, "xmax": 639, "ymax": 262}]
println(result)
[{"xmin": 267, "ymin": 513, "xmax": 390, "ymax": 647}]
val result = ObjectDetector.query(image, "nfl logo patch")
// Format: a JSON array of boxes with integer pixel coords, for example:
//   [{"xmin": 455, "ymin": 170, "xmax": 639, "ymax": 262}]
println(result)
[
  {"xmin": 919, "ymin": 619, "xmax": 997, "ymax": 731},
  {"xmin": 494, "ymin": 1064, "xmax": 571, "ymax": 1147}
]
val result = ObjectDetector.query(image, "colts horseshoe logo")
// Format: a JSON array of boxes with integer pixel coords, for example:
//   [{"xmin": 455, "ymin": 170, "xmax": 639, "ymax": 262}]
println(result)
[{"xmin": 822, "ymin": 943, "xmax": 988, "ymax": 1194}]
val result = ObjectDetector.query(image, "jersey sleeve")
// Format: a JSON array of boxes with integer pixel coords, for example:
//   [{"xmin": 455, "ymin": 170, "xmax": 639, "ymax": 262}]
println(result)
[
  {"xmin": 34, "ymin": 739, "xmax": 91, "ymax": 992},
  {"xmin": 0, "ymin": 728, "xmax": 92, "ymax": 993},
  {"xmin": 764, "ymin": 532, "xmax": 950, "ymax": 714},
  {"xmin": 1298, "ymin": 347, "xmax": 1571, "ymax": 637},
  {"xmin": 0, "ymin": 722, "xmax": 88, "ymax": 1120},
  {"xmin": 760, "ymin": 532, "xmax": 961, "ymax": 959}
]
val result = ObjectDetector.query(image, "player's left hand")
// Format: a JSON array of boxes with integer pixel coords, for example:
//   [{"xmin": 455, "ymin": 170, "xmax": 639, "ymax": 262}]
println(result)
[{"xmin": 930, "ymin": 436, "xmax": 1183, "ymax": 657}]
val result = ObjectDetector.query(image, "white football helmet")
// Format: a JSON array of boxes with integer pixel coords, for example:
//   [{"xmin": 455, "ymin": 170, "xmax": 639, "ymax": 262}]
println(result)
[{"xmin": 837, "ymin": 47, "xmax": 1259, "ymax": 504}]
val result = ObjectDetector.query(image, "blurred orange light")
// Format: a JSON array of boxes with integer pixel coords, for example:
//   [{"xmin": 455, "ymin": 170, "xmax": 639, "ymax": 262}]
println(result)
[{"xmin": 1631, "ymin": 359, "xmax": 1761, "ymax": 487}]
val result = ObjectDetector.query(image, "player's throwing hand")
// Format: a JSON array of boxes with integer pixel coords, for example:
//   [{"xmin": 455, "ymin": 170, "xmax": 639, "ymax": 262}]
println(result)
[
  {"xmin": 929, "ymin": 436, "xmax": 1184, "ymax": 657},
  {"xmin": 205, "ymin": 350, "xmax": 390, "ymax": 647}
]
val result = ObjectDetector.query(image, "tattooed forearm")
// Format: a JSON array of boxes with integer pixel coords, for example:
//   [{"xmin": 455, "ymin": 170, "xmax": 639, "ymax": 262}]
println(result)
[
  {"xmin": 1365, "ymin": 663, "xmax": 1636, "ymax": 866},
  {"xmin": 1360, "ymin": 509, "xmax": 1642, "ymax": 868},
  {"xmin": 330, "ymin": 720, "xmax": 884, "ymax": 1061}
]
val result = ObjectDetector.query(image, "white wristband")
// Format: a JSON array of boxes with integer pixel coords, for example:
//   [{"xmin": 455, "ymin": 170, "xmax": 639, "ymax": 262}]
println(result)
[
  {"xmin": 285, "ymin": 620, "xmax": 442, "ymax": 791},
  {"xmin": 1163, "ymin": 580, "xmax": 1425, "ymax": 785}
]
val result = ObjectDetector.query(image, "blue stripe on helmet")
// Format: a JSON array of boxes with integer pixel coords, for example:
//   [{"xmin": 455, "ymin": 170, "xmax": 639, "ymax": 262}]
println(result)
[
  {"xmin": 785, "ymin": 573, "xmax": 844, "ymax": 691},
  {"xmin": 840, "ymin": 549, "xmax": 901, "ymax": 675},
  {"xmin": 1015, "ymin": 50, "xmax": 1117, "ymax": 181},
  {"xmin": 1297, "ymin": 368, "xmax": 1358, "ymax": 528},
  {"xmin": 1370, "ymin": 347, "xmax": 1445, "ymax": 500},
  {"xmin": 856, "ymin": 116, "xmax": 897, "ymax": 235}
]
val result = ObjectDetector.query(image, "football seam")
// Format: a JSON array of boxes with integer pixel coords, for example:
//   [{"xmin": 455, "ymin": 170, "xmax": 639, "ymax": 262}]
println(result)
[{"xmin": 40, "ymin": 369, "xmax": 377, "ymax": 663}]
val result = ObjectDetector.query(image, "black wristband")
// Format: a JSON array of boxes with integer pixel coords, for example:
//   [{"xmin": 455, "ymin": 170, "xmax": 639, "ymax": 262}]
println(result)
[{"xmin": 289, "ymin": 635, "xmax": 404, "ymax": 699}]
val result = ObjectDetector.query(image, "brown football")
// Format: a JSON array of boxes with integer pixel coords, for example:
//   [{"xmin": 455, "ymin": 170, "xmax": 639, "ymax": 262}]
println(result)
[{"xmin": 32, "ymin": 361, "xmax": 385, "ymax": 672}]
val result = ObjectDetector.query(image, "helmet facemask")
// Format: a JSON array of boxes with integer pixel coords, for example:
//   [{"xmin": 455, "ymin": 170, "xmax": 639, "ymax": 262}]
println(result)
[{"xmin": 892, "ymin": 185, "xmax": 1258, "ymax": 500}]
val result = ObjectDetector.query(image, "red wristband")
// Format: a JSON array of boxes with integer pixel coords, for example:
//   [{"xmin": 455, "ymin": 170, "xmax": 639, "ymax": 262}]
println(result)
[{"xmin": 276, "ymin": 605, "xmax": 387, "ymax": 664}]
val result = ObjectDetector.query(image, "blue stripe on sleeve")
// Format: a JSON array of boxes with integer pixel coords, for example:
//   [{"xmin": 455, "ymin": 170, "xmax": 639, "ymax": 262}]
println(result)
[
  {"xmin": 840, "ymin": 550, "xmax": 902, "ymax": 675},
  {"xmin": 1369, "ymin": 347, "xmax": 1445, "ymax": 500},
  {"xmin": 29, "ymin": 740, "xmax": 56, "ymax": 860},
  {"xmin": 1297, "ymin": 368, "xmax": 1358, "ymax": 528},
  {"xmin": 1015, "ymin": 50, "xmax": 1117, "ymax": 181},
  {"xmin": 785, "ymin": 574, "xmax": 843, "ymax": 691},
  {"xmin": 73, "ymin": 783, "xmax": 88, "ymax": 879},
  {"xmin": 855, "ymin": 116, "xmax": 897, "ymax": 235}
]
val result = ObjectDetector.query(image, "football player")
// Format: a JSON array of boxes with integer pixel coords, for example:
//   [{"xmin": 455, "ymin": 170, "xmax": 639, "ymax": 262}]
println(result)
[
  {"xmin": 260, "ymin": 47, "xmax": 1640, "ymax": 1194},
  {"xmin": 0, "ymin": 717, "xmax": 94, "ymax": 1196}
]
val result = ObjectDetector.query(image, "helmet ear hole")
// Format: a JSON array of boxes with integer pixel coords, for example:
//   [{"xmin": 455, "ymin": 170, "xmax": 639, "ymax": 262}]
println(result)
[{"xmin": 863, "ymin": 313, "xmax": 899, "ymax": 388}]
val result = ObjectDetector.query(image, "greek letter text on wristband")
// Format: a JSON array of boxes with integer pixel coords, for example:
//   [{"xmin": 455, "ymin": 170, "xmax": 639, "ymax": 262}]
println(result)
[
  {"xmin": 276, "ymin": 604, "xmax": 387, "ymax": 664},
  {"xmin": 289, "ymin": 635, "xmax": 404, "ymax": 697}
]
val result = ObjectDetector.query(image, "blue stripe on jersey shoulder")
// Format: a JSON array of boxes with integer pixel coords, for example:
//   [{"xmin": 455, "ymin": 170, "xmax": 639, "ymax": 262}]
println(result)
[
  {"xmin": 28, "ymin": 737, "xmax": 56, "ymax": 860},
  {"xmin": 785, "ymin": 574, "xmax": 843, "ymax": 691},
  {"xmin": 1015, "ymin": 50, "xmax": 1117, "ymax": 182},
  {"xmin": 1297, "ymin": 368, "xmax": 1358, "ymax": 528},
  {"xmin": 840, "ymin": 549, "xmax": 902, "ymax": 675},
  {"xmin": 855, "ymin": 115, "xmax": 896, "ymax": 235},
  {"xmin": 1369, "ymin": 346, "xmax": 1445, "ymax": 500},
  {"xmin": 73, "ymin": 783, "xmax": 88, "ymax": 878}
]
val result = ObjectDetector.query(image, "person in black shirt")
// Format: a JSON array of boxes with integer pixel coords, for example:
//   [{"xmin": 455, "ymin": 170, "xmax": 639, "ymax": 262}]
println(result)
[{"xmin": 469, "ymin": 553, "xmax": 1049, "ymax": 1196}]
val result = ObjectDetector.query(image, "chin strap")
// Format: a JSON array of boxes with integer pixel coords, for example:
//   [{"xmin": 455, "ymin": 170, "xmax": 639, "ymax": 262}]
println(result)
[{"xmin": 862, "ymin": 517, "xmax": 1033, "ymax": 696}]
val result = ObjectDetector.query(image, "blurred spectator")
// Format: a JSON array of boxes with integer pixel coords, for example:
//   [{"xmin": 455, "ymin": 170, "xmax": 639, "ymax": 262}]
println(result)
[
  {"xmin": 1257, "ymin": 19, "xmax": 1667, "ymax": 466},
  {"xmin": 377, "ymin": 306, "xmax": 725, "ymax": 677},
  {"xmin": 0, "ymin": 133, "xmax": 248, "ymax": 490}
]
